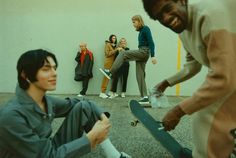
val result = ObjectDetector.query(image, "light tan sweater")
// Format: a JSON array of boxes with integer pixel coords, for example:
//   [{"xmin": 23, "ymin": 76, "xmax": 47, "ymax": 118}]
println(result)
[
  {"xmin": 103, "ymin": 41, "xmax": 118, "ymax": 69},
  {"xmin": 166, "ymin": 0, "xmax": 236, "ymax": 157}
]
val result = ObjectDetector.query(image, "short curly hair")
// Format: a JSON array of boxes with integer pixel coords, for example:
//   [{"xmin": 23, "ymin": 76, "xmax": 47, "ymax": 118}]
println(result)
[{"xmin": 142, "ymin": 0, "xmax": 158, "ymax": 20}]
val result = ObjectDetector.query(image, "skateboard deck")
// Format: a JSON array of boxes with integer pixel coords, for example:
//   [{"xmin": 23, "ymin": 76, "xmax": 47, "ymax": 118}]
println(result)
[{"xmin": 129, "ymin": 100, "xmax": 192, "ymax": 158}]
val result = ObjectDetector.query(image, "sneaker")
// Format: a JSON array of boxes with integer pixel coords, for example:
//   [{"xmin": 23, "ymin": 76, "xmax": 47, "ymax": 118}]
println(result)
[
  {"xmin": 99, "ymin": 92, "xmax": 108, "ymax": 99},
  {"xmin": 107, "ymin": 91, "xmax": 113, "ymax": 96},
  {"xmin": 99, "ymin": 68, "xmax": 112, "ymax": 79},
  {"xmin": 77, "ymin": 94, "xmax": 85, "ymax": 97},
  {"xmin": 120, "ymin": 152, "xmax": 132, "ymax": 158},
  {"xmin": 121, "ymin": 92, "xmax": 126, "ymax": 98},
  {"xmin": 109, "ymin": 92, "xmax": 118, "ymax": 99},
  {"xmin": 138, "ymin": 97, "xmax": 149, "ymax": 105}
]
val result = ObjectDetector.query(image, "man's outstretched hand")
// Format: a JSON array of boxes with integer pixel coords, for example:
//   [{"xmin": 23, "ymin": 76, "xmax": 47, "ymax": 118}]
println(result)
[
  {"xmin": 162, "ymin": 105, "xmax": 186, "ymax": 131},
  {"xmin": 154, "ymin": 80, "xmax": 170, "ymax": 93}
]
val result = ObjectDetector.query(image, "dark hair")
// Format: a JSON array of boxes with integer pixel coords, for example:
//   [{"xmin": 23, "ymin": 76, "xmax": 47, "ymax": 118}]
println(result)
[
  {"xmin": 142, "ymin": 0, "xmax": 159, "ymax": 19},
  {"xmin": 108, "ymin": 34, "xmax": 117, "ymax": 45},
  {"xmin": 17, "ymin": 49, "xmax": 58, "ymax": 90}
]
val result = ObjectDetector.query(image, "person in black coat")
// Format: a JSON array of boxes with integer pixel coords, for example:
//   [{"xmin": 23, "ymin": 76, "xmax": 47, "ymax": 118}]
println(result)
[{"xmin": 74, "ymin": 42, "xmax": 94, "ymax": 96}]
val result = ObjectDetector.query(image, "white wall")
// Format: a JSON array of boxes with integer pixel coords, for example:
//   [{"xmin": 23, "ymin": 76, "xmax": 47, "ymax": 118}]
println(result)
[{"xmin": 0, "ymin": 0, "xmax": 206, "ymax": 96}]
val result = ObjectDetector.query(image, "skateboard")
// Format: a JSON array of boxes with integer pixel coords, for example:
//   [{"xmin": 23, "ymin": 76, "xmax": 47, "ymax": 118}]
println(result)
[{"xmin": 129, "ymin": 100, "xmax": 192, "ymax": 158}]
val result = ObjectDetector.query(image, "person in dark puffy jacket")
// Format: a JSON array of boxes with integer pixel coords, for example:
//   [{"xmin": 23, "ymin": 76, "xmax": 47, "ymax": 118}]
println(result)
[{"xmin": 74, "ymin": 42, "xmax": 94, "ymax": 97}]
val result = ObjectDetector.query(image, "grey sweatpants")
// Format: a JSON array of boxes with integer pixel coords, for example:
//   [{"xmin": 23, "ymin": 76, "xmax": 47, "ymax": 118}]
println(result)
[
  {"xmin": 52, "ymin": 100, "xmax": 107, "ymax": 155},
  {"xmin": 110, "ymin": 48, "xmax": 150, "ymax": 97}
]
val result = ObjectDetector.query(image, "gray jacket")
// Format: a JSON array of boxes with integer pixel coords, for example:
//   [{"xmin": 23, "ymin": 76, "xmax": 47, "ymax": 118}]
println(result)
[{"xmin": 0, "ymin": 86, "xmax": 96, "ymax": 158}]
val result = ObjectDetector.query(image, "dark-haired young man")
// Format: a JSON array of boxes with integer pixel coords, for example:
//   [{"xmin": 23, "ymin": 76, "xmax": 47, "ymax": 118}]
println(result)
[
  {"xmin": 0, "ymin": 49, "xmax": 131, "ymax": 158},
  {"xmin": 141, "ymin": 0, "xmax": 236, "ymax": 157}
]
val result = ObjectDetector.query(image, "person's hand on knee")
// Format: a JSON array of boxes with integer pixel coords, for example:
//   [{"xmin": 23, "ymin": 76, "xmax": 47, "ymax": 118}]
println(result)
[
  {"xmin": 86, "ymin": 118, "xmax": 111, "ymax": 149},
  {"xmin": 100, "ymin": 113, "xmax": 110, "ymax": 124}
]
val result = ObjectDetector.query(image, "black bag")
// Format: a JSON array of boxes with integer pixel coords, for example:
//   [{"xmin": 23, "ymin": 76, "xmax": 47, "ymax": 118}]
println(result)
[{"xmin": 74, "ymin": 65, "xmax": 83, "ymax": 81}]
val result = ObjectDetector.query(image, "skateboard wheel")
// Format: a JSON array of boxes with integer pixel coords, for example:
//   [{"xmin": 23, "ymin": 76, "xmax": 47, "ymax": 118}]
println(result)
[
  {"xmin": 131, "ymin": 120, "xmax": 138, "ymax": 126},
  {"xmin": 131, "ymin": 121, "xmax": 137, "ymax": 126}
]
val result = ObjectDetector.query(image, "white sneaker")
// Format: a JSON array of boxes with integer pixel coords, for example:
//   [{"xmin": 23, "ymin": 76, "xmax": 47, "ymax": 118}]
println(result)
[
  {"xmin": 109, "ymin": 92, "xmax": 118, "ymax": 99},
  {"xmin": 138, "ymin": 97, "xmax": 150, "ymax": 104},
  {"xmin": 77, "ymin": 94, "xmax": 84, "ymax": 97},
  {"xmin": 108, "ymin": 91, "xmax": 113, "ymax": 96},
  {"xmin": 120, "ymin": 152, "xmax": 132, "ymax": 158},
  {"xmin": 99, "ymin": 68, "xmax": 111, "ymax": 80},
  {"xmin": 121, "ymin": 92, "xmax": 126, "ymax": 98},
  {"xmin": 99, "ymin": 93, "xmax": 108, "ymax": 99}
]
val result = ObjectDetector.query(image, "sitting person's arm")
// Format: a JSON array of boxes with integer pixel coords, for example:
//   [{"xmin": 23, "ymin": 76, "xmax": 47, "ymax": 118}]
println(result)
[
  {"xmin": 0, "ymin": 108, "xmax": 110, "ymax": 158},
  {"xmin": 166, "ymin": 52, "xmax": 202, "ymax": 87},
  {"xmin": 154, "ymin": 52, "xmax": 202, "ymax": 92}
]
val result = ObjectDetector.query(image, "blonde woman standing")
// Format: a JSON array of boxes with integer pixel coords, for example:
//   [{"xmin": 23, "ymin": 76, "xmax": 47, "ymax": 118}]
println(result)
[
  {"xmin": 109, "ymin": 38, "xmax": 130, "ymax": 98},
  {"xmin": 99, "ymin": 34, "xmax": 122, "ymax": 98}
]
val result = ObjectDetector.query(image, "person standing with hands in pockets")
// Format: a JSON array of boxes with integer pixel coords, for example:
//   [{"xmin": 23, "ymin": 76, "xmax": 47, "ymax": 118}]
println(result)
[{"xmin": 74, "ymin": 42, "xmax": 94, "ymax": 97}]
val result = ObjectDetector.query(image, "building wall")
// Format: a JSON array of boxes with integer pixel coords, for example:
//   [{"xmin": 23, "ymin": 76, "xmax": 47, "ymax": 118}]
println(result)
[{"xmin": 0, "ymin": 0, "xmax": 206, "ymax": 96}]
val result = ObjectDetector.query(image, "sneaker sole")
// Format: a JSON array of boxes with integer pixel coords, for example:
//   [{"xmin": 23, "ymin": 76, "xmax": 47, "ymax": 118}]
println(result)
[
  {"xmin": 99, "ymin": 68, "xmax": 111, "ymax": 80},
  {"xmin": 77, "ymin": 95, "xmax": 85, "ymax": 97},
  {"xmin": 120, "ymin": 152, "xmax": 132, "ymax": 158},
  {"xmin": 109, "ymin": 96, "xmax": 118, "ymax": 99},
  {"xmin": 138, "ymin": 101, "xmax": 152, "ymax": 108},
  {"xmin": 138, "ymin": 101, "xmax": 150, "ymax": 105},
  {"xmin": 99, "ymin": 96, "xmax": 108, "ymax": 99}
]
